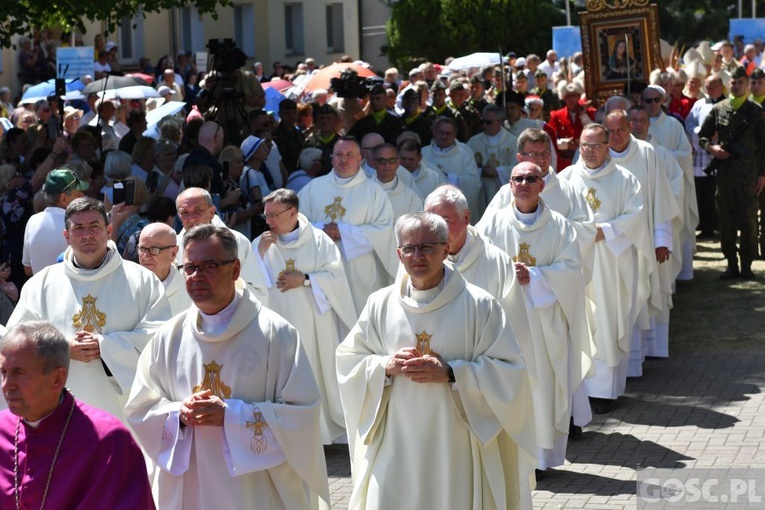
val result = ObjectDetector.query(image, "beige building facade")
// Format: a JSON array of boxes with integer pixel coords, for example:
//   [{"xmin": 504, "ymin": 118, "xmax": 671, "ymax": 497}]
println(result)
[{"xmin": 1, "ymin": 0, "xmax": 359, "ymax": 98}]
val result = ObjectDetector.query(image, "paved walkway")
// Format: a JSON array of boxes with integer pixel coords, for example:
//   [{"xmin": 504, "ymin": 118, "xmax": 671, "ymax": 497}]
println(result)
[{"xmin": 326, "ymin": 253, "xmax": 765, "ymax": 508}]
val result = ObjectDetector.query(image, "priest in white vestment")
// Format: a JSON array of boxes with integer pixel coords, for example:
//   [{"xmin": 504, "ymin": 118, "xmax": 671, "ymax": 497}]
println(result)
[
  {"xmin": 643, "ymin": 85, "xmax": 699, "ymax": 280},
  {"xmin": 399, "ymin": 138, "xmax": 447, "ymax": 198},
  {"xmin": 337, "ymin": 212, "xmax": 536, "ymax": 510},
  {"xmin": 298, "ymin": 137, "xmax": 398, "ymax": 316},
  {"xmin": 7, "ymin": 198, "xmax": 171, "ymax": 423},
  {"xmin": 559, "ymin": 125, "xmax": 652, "ymax": 413},
  {"xmin": 175, "ymin": 188, "xmax": 266, "ymax": 293},
  {"xmin": 253, "ymin": 190, "xmax": 357, "ymax": 444},
  {"xmin": 478, "ymin": 128, "xmax": 595, "ymax": 278},
  {"xmin": 138, "ymin": 223, "xmax": 191, "ymax": 316},
  {"xmin": 478, "ymin": 162, "xmax": 592, "ymax": 471},
  {"xmin": 422, "ymin": 116, "xmax": 483, "ymax": 219},
  {"xmin": 371, "ymin": 144, "xmax": 424, "ymax": 220},
  {"xmin": 359, "ymin": 132, "xmax": 416, "ymax": 189},
  {"xmin": 423, "ymin": 185, "xmax": 532, "ymax": 367},
  {"xmin": 605, "ymin": 110, "xmax": 681, "ymax": 376},
  {"xmin": 126, "ymin": 225, "xmax": 330, "ymax": 510},
  {"xmin": 467, "ymin": 104, "xmax": 519, "ymax": 210}
]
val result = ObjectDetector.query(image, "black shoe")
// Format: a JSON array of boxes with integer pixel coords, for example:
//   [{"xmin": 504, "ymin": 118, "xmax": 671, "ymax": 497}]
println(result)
[
  {"xmin": 569, "ymin": 417, "xmax": 583, "ymax": 439},
  {"xmin": 720, "ymin": 266, "xmax": 740, "ymax": 280},
  {"xmin": 741, "ymin": 267, "xmax": 756, "ymax": 280},
  {"xmin": 589, "ymin": 397, "xmax": 616, "ymax": 414}
]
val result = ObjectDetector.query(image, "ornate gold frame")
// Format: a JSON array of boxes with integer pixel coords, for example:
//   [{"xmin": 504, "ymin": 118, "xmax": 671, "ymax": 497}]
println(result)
[{"xmin": 579, "ymin": 3, "xmax": 662, "ymax": 100}]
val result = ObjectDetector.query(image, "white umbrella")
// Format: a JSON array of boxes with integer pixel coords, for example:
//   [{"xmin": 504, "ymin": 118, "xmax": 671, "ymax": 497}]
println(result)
[
  {"xmin": 143, "ymin": 101, "xmax": 187, "ymax": 137},
  {"xmin": 447, "ymin": 52, "xmax": 508, "ymax": 71},
  {"xmin": 100, "ymin": 85, "xmax": 161, "ymax": 100}
]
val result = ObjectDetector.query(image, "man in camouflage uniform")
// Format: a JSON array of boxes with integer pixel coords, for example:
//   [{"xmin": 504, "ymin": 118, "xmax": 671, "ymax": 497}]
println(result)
[{"xmin": 699, "ymin": 67, "xmax": 765, "ymax": 279}]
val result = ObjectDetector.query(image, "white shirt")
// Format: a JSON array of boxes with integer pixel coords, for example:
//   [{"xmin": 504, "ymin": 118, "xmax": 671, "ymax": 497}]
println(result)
[{"xmin": 22, "ymin": 207, "xmax": 67, "ymax": 274}]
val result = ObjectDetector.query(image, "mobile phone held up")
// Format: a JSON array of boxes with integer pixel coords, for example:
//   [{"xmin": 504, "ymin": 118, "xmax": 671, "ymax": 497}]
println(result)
[{"xmin": 113, "ymin": 180, "xmax": 136, "ymax": 205}]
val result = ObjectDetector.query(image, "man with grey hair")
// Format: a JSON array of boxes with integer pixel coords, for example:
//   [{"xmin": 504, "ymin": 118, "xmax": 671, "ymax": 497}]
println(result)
[
  {"xmin": 559, "ymin": 124, "xmax": 651, "ymax": 413},
  {"xmin": 285, "ymin": 147, "xmax": 321, "ymax": 193},
  {"xmin": 175, "ymin": 187, "xmax": 265, "ymax": 292},
  {"xmin": 8, "ymin": 198, "xmax": 171, "ymax": 424},
  {"xmin": 127, "ymin": 224, "xmax": 330, "ymax": 509},
  {"xmin": 643, "ymin": 84, "xmax": 698, "ymax": 280},
  {"xmin": 0, "ymin": 321, "xmax": 154, "ymax": 508},
  {"xmin": 23, "ymin": 169, "xmax": 89, "ymax": 275},
  {"xmin": 422, "ymin": 116, "xmax": 482, "ymax": 218},
  {"xmin": 478, "ymin": 161, "xmax": 592, "ymax": 475},
  {"xmin": 337, "ymin": 211, "xmax": 536, "ymax": 510},
  {"xmin": 467, "ymin": 103, "xmax": 519, "ymax": 209}
]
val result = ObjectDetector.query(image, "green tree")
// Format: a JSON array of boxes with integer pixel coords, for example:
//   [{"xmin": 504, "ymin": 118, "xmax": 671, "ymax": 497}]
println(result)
[
  {"xmin": 0, "ymin": 0, "xmax": 230, "ymax": 48},
  {"xmin": 656, "ymin": 1, "xmax": 735, "ymax": 47},
  {"xmin": 385, "ymin": 0, "xmax": 565, "ymax": 69}
]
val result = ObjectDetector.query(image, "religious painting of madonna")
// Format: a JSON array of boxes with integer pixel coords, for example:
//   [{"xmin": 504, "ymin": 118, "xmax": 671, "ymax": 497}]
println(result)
[{"xmin": 579, "ymin": 3, "xmax": 663, "ymax": 101}]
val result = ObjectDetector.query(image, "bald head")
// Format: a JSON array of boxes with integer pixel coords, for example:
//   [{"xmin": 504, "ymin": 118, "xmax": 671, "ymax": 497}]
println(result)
[
  {"xmin": 510, "ymin": 162, "xmax": 545, "ymax": 212},
  {"xmin": 361, "ymin": 133, "xmax": 385, "ymax": 161},
  {"xmin": 138, "ymin": 222, "xmax": 179, "ymax": 281},
  {"xmin": 198, "ymin": 121, "xmax": 223, "ymax": 154},
  {"xmin": 176, "ymin": 187, "xmax": 216, "ymax": 231}
]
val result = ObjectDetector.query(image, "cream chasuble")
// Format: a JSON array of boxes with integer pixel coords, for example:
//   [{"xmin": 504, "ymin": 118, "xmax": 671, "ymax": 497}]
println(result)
[
  {"xmin": 478, "ymin": 200, "xmax": 592, "ymax": 455},
  {"xmin": 409, "ymin": 161, "xmax": 447, "ymax": 199},
  {"xmin": 164, "ymin": 265, "xmax": 192, "ymax": 316},
  {"xmin": 649, "ymin": 112, "xmax": 699, "ymax": 276},
  {"xmin": 6, "ymin": 242, "xmax": 170, "ymax": 422},
  {"xmin": 337, "ymin": 267, "xmax": 536, "ymax": 510},
  {"xmin": 478, "ymin": 169, "xmax": 596, "ymax": 280},
  {"xmin": 467, "ymin": 129, "xmax": 519, "ymax": 211},
  {"xmin": 560, "ymin": 160, "xmax": 652, "ymax": 372},
  {"xmin": 126, "ymin": 283, "xmax": 330, "ymax": 510},
  {"xmin": 373, "ymin": 175, "xmax": 424, "ymax": 221},
  {"xmin": 422, "ymin": 142, "xmax": 483, "ymax": 220},
  {"xmin": 298, "ymin": 169, "xmax": 398, "ymax": 315},
  {"xmin": 610, "ymin": 136, "xmax": 681, "ymax": 324},
  {"xmin": 253, "ymin": 214, "xmax": 357, "ymax": 444},
  {"xmin": 649, "ymin": 136, "xmax": 688, "ymax": 280}
]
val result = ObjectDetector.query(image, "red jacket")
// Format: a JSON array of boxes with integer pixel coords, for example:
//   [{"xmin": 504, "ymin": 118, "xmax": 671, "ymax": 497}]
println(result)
[{"xmin": 546, "ymin": 106, "xmax": 595, "ymax": 170}]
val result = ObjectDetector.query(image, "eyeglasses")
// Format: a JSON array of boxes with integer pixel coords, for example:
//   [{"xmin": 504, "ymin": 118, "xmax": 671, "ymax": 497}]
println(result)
[
  {"xmin": 642, "ymin": 97, "xmax": 662, "ymax": 104},
  {"xmin": 374, "ymin": 157, "xmax": 399, "ymax": 165},
  {"xmin": 398, "ymin": 242, "xmax": 446, "ymax": 256},
  {"xmin": 510, "ymin": 175, "xmax": 541, "ymax": 184},
  {"xmin": 179, "ymin": 259, "xmax": 236, "ymax": 275},
  {"xmin": 519, "ymin": 150, "xmax": 551, "ymax": 159},
  {"xmin": 580, "ymin": 142, "xmax": 605, "ymax": 150},
  {"xmin": 260, "ymin": 207, "xmax": 293, "ymax": 220},
  {"xmin": 137, "ymin": 245, "xmax": 175, "ymax": 256}
]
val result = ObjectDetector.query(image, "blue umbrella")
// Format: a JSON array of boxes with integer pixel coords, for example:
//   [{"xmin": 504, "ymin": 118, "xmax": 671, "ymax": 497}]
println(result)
[
  {"xmin": 20, "ymin": 78, "xmax": 85, "ymax": 105},
  {"xmin": 264, "ymin": 87, "xmax": 286, "ymax": 121}
]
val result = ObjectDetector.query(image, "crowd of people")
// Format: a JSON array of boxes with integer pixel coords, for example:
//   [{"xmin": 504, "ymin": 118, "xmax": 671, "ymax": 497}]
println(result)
[{"xmin": 0, "ymin": 27, "xmax": 764, "ymax": 509}]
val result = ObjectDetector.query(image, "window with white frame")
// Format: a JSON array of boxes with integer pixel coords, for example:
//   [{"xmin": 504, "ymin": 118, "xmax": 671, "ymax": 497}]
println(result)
[
  {"xmin": 180, "ymin": 6, "xmax": 205, "ymax": 53},
  {"xmin": 117, "ymin": 14, "xmax": 145, "ymax": 65}
]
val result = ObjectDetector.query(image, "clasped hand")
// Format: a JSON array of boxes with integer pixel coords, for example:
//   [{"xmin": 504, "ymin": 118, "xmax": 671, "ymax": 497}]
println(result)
[
  {"xmin": 386, "ymin": 347, "xmax": 450, "ymax": 383},
  {"xmin": 180, "ymin": 389, "xmax": 226, "ymax": 427},
  {"xmin": 69, "ymin": 331, "xmax": 101, "ymax": 362}
]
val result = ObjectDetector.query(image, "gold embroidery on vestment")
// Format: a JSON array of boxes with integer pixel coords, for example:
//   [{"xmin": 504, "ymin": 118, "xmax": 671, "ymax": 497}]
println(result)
[
  {"xmin": 513, "ymin": 243, "xmax": 537, "ymax": 266},
  {"xmin": 487, "ymin": 153, "xmax": 499, "ymax": 167},
  {"xmin": 415, "ymin": 331, "xmax": 440, "ymax": 357},
  {"xmin": 246, "ymin": 407, "xmax": 269, "ymax": 453},
  {"xmin": 72, "ymin": 295, "xmax": 106, "ymax": 333},
  {"xmin": 279, "ymin": 259, "xmax": 296, "ymax": 278},
  {"xmin": 586, "ymin": 187, "xmax": 601, "ymax": 212},
  {"xmin": 324, "ymin": 196, "xmax": 346, "ymax": 222},
  {"xmin": 193, "ymin": 360, "xmax": 232, "ymax": 399}
]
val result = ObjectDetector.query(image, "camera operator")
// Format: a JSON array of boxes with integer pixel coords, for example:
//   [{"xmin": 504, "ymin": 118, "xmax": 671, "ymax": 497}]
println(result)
[
  {"xmin": 327, "ymin": 69, "xmax": 369, "ymax": 135},
  {"xmin": 196, "ymin": 40, "xmax": 266, "ymax": 145}
]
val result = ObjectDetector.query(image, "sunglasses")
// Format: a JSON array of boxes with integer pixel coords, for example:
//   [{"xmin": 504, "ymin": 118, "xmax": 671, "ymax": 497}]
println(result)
[
  {"xmin": 511, "ymin": 175, "xmax": 541, "ymax": 184},
  {"xmin": 643, "ymin": 97, "xmax": 662, "ymax": 104}
]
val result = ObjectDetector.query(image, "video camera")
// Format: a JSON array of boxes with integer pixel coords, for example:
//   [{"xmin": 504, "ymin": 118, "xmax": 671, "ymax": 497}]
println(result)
[
  {"xmin": 330, "ymin": 69, "xmax": 381, "ymax": 98},
  {"xmin": 207, "ymin": 38, "xmax": 247, "ymax": 74}
]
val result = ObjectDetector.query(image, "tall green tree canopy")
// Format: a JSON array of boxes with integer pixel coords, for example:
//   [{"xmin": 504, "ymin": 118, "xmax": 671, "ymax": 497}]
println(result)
[
  {"xmin": 385, "ymin": 0, "xmax": 565, "ymax": 68},
  {"xmin": 0, "ymin": 0, "xmax": 229, "ymax": 48}
]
